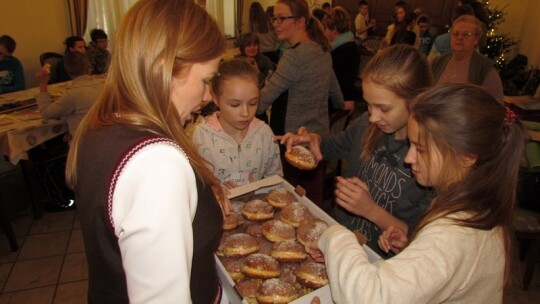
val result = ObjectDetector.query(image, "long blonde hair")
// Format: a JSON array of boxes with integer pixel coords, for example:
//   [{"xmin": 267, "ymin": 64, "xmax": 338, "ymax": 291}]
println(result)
[
  {"xmin": 360, "ymin": 44, "xmax": 433, "ymax": 163},
  {"xmin": 66, "ymin": 0, "xmax": 225, "ymax": 200}
]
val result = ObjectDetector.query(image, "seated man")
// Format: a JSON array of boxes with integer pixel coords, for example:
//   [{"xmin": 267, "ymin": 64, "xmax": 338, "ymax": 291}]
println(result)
[
  {"xmin": 87, "ymin": 28, "xmax": 111, "ymax": 75},
  {"xmin": 35, "ymin": 52, "xmax": 104, "ymax": 139},
  {"xmin": 0, "ymin": 35, "xmax": 25, "ymax": 94}
]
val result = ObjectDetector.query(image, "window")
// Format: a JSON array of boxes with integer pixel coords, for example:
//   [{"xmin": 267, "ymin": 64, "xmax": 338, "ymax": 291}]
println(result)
[{"xmin": 84, "ymin": 0, "xmax": 139, "ymax": 49}]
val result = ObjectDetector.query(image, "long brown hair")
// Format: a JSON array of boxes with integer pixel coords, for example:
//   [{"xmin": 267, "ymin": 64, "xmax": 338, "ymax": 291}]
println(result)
[
  {"xmin": 409, "ymin": 83, "xmax": 525, "ymax": 286},
  {"xmin": 249, "ymin": 1, "xmax": 271, "ymax": 33},
  {"xmin": 360, "ymin": 44, "xmax": 433, "ymax": 163},
  {"xmin": 211, "ymin": 59, "xmax": 259, "ymax": 98},
  {"xmin": 277, "ymin": 0, "xmax": 331, "ymax": 52},
  {"xmin": 66, "ymin": 0, "xmax": 225, "ymax": 200}
]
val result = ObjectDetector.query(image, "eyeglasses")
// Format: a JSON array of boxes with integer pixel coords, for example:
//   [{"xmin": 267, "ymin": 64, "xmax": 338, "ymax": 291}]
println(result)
[
  {"xmin": 271, "ymin": 16, "xmax": 295, "ymax": 24},
  {"xmin": 450, "ymin": 31, "xmax": 478, "ymax": 38}
]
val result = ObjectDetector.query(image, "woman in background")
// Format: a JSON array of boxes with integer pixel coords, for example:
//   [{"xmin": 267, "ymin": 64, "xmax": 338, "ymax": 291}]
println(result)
[
  {"xmin": 248, "ymin": 1, "xmax": 279, "ymax": 63},
  {"xmin": 66, "ymin": 0, "xmax": 228, "ymax": 302},
  {"xmin": 259, "ymin": 0, "xmax": 353, "ymax": 207}
]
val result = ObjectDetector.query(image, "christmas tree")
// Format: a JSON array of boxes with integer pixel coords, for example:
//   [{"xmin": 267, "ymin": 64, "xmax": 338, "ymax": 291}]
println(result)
[{"xmin": 481, "ymin": 1, "xmax": 519, "ymax": 70}]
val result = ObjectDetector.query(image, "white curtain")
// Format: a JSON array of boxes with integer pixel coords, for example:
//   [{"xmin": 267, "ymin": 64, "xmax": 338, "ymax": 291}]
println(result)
[
  {"xmin": 84, "ymin": 0, "xmax": 139, "ymax": 51},
  {"xmin": 206, "ymin": 0, "xmax": 237, "ymax": 38}
]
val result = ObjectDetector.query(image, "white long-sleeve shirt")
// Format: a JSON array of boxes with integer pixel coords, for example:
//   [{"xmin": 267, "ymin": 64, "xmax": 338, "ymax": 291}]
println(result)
[
  {"xmin": 112, "ymin": 143, "xmax": 197, "ymax": 303},
  {"xmin": 319, "ymin": 214, "xmax": 504, "ymax": 304}
]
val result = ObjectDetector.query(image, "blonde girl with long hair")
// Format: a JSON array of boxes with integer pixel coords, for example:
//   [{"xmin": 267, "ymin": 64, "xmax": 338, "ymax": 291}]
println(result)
[{"xmin": 66, "ymin": 0, "xmax": 228, "ymax": 302}]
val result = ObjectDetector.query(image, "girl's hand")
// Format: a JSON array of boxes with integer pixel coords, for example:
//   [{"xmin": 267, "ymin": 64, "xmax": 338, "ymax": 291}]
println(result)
[
  {"xmin": 35, "ymin": 66, "xmax": 51, "ymax": 85},
  {"xmin": 343, "ymin": 100, "xmax": 355, "ymax": 113},
  {"xmin": 276, "ymin": 127, "xmax": 323, "ymax": 161},
  {"xmin": 334, "ymin": 176, "xmax": 376, "ymax": 217},
  {"xmin": 304, "ymin": 244, "xmax": 325, "ymax": 263},
  {"xmin": 378, "ymin": 225, "xmax": 408, "ymax": 254}
]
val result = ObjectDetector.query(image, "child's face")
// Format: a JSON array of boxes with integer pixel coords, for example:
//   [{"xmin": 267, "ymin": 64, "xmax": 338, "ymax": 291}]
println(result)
[
  {"xmin": 359, "ymin": 5, "xmax": 368, "ymax": 16},
  {"xmin": 96, "ymin": 38, "xmax": 108, "ymax": 50},
  {"xmin": 362, "ymin": 80, "xmax": 409, "ymax": 140},
  {"xmin": 418, "ymin": 22, "xmax": 429, "ymax": 34},
  {"xmin": 70, "ymin": 41, "xmax": 87, "ymax": 54},
  {"xmin": 215, "ymin": 77, "xmax": 259, "ymax": 133},
  {"xmin": 396, "ymin": 7, "xmax": 406, "ymax": 22},
  {"xmin": 244, "ymin": 43, "xmax": 259, "ymax": 58},
  {"xmin": 405, "ymin": 118, "xmax": 443, "ymax": 187}
]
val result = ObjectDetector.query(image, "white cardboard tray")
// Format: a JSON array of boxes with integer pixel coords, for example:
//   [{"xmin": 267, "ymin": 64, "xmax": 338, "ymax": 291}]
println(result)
[{"xmin": 217, "ymin": 175, "xmax": 382, "ymax": 304}]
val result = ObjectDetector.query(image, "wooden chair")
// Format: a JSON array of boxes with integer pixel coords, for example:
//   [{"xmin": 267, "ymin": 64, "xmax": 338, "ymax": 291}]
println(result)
[
  {"xmin": 39, "ymin": 52, "xmax": 64, "ymax": 84},
  {"xmin": 513, "ymin": 207, "xmax": 540, "ymax": 290}
]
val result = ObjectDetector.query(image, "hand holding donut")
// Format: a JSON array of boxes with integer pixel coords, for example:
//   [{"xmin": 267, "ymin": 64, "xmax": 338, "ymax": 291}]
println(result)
[
  {"xmin": 378, "ymin": 225, "xmax": 408, "ymax": 254},
  {"xmin": 277, "ymin": 126, "xmax": 323, "ymax": 161}
]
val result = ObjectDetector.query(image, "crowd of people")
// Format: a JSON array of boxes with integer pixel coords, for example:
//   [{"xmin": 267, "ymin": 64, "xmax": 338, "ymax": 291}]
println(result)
[{"xmin": 0, "ymin": 0, "xmax": 528, "ymax": 303}]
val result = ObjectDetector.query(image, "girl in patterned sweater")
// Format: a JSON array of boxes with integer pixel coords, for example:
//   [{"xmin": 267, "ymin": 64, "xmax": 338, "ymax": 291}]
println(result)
[{"xmin": 192, "ymin": 59, "xmax": 282, "ymax": 187}]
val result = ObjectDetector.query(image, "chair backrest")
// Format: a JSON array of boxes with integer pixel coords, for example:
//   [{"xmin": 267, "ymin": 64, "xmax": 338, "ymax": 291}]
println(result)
[
  {"xmin": 39, "ymin": 52, "xmax": 64, "ymax": 84},
  {"xmin": 39, "ymin": 52, "xmax": 63, "ymax": 66}
]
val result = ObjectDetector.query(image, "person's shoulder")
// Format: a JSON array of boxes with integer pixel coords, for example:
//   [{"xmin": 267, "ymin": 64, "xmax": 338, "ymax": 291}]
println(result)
[{"xmin": 3, "ymin": 56, "xmax": 22, "ymax": 66}]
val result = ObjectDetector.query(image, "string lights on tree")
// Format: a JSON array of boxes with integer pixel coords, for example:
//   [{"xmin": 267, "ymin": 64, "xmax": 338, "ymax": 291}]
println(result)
[{"xmin": 481, "ymin": 0, "xmax": 518, "ymax": 70}]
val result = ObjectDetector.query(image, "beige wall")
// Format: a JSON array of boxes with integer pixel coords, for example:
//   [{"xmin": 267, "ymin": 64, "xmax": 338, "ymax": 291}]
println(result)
[
  {"xmin": 490, "ymin": 0, "xmax": 540, "ymax": 67},
  {"xmin": 3, "ymin": 0, "xmax": 71, "ymax": 88},
  {"xmin": 241, "ymin": 0, "xmax": 326, "ymax": 33}
]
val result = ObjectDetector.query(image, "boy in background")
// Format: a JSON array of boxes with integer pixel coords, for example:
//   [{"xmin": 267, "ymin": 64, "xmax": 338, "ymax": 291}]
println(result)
[
  {"xmin": 87, "ymin": 29, "xmax": 111, "ymax": 75},
  {"xmin": 417, "ymin": 15, "xmax": 434, "ymax": 56},
  {"xmin": 355, "ymin": 1, "xmax": 376, "ymax": 42},
  {"xmin": 35, "ymin": 52, "xmax": 104, "ymax": 139},
  {"xmin": 0, "ymin": 35, "xmax": 25, "ymax": 94}
]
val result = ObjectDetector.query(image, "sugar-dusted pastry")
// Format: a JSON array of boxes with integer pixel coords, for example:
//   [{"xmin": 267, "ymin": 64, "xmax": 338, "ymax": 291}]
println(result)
[
  {"xmin": 220, "ymin": 257, "xmax": 245, "ymax": 282},
  {"xmin": 295, "ymin": 262, "xmax": 329, "ymax": 289},
  {"xmin": 241, "ymin": 199, "xmax": 274, "ymax": 221},
  {"xmin": 223, "ymin": 213, "xmax": 239, "ymax": 231},
  {"xmin": 256, "ymin": 278, "xmax": 299, "ymax": 304},
  {"xmin": 235, "ymin": 277, "xmax": 262, "ymax": 304},
  {"xmin": 223, "ymin": 233, "xmax": 259, "ymax": 257},
  {"xmin": 271, "ymin": 240, "xmax": 307, "ymax": 263},
  {"xmin": 284, "ymin": 145, "xmax": 317, "ymax": 170},
  {"xmin": 266, "ymin": 188, "xmax": 297, "ymax": 209},
  {"xmin": 261, "ymin": 220, "xmax": 296, "ymax": 243},
  {"xmin": 297, "ymin": 218, "xmax": 329, "ymax": 248},
  {"xmin": 241, "ymin": 253, "xmax": 280, "ymax": 279},
  {"xmin": 280, "ymin": 201, "xmax": 311, "ymax": 227}
]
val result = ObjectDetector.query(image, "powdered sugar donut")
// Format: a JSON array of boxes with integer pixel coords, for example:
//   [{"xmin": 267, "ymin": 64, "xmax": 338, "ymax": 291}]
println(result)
[{"xmin": 284, "ymin": 145, "xmax": 317, "ymax": 170}]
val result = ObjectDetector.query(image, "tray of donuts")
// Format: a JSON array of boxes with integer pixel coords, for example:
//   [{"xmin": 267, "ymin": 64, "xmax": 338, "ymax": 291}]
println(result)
[{"xmin": 215, "ymin": 175, "xmax": 382, "ymax": 304}]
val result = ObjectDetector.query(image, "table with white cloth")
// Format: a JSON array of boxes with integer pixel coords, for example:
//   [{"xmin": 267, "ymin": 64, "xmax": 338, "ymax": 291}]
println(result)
[{"xmin": 0, "ymin": 76, "xmax": 105, "ymax": 218}]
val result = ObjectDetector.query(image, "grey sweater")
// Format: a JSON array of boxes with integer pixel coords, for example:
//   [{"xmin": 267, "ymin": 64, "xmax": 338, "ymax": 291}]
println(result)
[{"xmin": 258, "ymin": 41, "xmax": 344, "ymax": 136}]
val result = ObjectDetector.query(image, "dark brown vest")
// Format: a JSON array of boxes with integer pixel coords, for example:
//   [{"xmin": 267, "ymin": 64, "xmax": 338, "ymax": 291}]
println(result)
[{"xmin": 76, "ymin": 124, "xmax": 223, "ymax": 303}]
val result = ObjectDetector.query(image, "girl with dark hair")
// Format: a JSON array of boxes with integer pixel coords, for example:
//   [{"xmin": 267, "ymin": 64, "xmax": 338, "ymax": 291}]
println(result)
[
  {"xmin": 280, "ymin": 45, "xmax": 433, "ymax": 256},
  {"xmin": 307, "ymin": 83, "xmax": 524, "ymax": 303},
  {"xmin": 57, "ymin": 35, "xmax": 87, "ymax": 82},
  {"xmin": 63, "ymin": 35, "xmax": 86, "ymax": 54},
  {"xmin": 259, "ymin": 0, "xmax": 354, "ymax": 207},
  {"xmin": 248, "ymin": 1, "xmax": 279, "ymax": 63}
]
